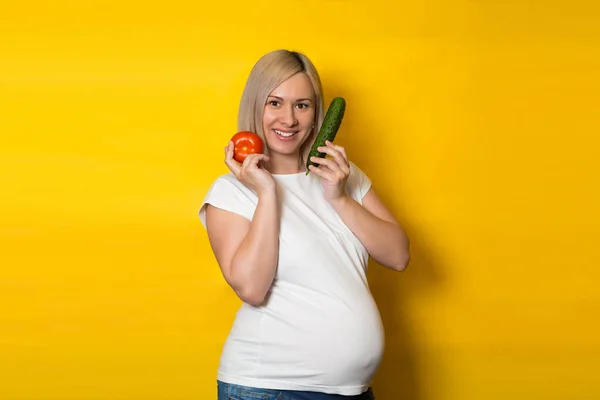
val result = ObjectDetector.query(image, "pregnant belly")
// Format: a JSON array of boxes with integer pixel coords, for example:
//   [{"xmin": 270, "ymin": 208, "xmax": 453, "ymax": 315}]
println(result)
[{"xmin": 223, "ymin": 285, "xmax": 385, "ymax": 386}]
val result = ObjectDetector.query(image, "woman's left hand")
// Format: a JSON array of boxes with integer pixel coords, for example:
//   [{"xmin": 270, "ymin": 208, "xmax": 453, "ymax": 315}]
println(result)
[{"xmin": 308, "ymin": 140, "xmax": 351, "ymax": 204}]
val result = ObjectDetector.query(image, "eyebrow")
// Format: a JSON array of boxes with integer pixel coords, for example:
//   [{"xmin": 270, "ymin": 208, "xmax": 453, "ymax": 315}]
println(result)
[{"xmin": 268, "ymin": 95, "xmax": 313, "ymax": 103}]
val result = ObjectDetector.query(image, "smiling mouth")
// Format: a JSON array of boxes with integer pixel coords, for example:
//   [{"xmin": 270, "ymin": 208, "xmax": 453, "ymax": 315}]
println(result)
[{"xmin": 274, "ymin": 129, "xmax": 297, "ymax": 138}]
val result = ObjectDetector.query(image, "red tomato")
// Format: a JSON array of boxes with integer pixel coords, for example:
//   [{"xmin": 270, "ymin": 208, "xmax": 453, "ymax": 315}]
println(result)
[{"xmin": 231, "ymin": 131, "xmax": 264, "ymax": 163}]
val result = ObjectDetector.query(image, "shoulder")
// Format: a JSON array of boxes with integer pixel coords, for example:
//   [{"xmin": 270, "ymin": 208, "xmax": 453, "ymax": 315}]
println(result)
[
  {"xmin": 207, "ymin": 173, "xmax": 255, "ymax": 197},
  {"xmin": 345, "ymin": 161, "xmax": 372, "ymax": 204},
  {"xmin": 348, "ymin": 161, "xmax": 369, "ymax": 179},
  {"xmin": 199, "ymin": 173, "xmax": 258, "ymax": 228},
  {"xmin": 210, "ymin": 172, "xmax": 240, "ymax": 187}
]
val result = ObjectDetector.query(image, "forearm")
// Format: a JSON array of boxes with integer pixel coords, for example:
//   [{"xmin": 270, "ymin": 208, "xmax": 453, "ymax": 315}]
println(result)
[
  {"xmin": 330, "ymin": 195, "xmax": 410, "ymax": 271},
  {"xmin": 230, "ymin": 190, "xmax": 280, "ymax": 304}
]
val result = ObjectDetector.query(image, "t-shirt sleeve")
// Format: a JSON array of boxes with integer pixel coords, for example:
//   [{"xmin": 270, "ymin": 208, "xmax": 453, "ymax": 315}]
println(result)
[
  {"xmin": 198, "ymin": 175, "xmax": 257, "ymax": 229},
  {"xmin": 346, "ymin": 161, "xmax": 372, "ymax": 205}
]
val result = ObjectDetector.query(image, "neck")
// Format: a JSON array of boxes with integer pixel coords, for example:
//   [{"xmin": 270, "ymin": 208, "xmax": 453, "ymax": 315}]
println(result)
[{"xmin": 266, "ymin": 152, "xmax": 305, "ymax": 175}]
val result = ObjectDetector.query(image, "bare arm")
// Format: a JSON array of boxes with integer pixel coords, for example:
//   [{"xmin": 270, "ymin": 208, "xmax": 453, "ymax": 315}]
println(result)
[
  {"xmin": 205, "ymin": 142, "xmax": 280, "ymax": 306},
  {"xmin": 308, "ymin": 140, "xmax": 410, "ymax": 271},
  {"xmin": 205, "ymin": 189, "xmax": 279, "ymax": 306},
  {"xmin": 329, "ymin": 188, "xmax": 410, "ymax": 271}
]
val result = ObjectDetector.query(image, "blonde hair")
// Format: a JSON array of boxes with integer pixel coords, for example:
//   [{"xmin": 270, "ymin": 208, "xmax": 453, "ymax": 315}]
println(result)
[{"xmin": 237, "ymin": 49, "xmax": 324, "ymax": 168}]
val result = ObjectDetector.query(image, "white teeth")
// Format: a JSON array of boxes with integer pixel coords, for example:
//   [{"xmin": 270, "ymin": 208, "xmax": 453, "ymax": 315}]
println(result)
[{"xmin": 275, "ymin": 129, "xmax": 296, "ymax": 137}]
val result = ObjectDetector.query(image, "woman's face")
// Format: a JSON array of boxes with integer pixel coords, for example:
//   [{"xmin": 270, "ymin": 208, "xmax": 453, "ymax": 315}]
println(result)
[{"xmin": 262, "ymin": 72, "xmax": 316, "ymax": 158}]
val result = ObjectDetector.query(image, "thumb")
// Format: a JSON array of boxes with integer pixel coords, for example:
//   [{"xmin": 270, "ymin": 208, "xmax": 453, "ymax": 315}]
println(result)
[{"xmin": 258, "ymin": 155, "xmax": 270, "ymax": 169}]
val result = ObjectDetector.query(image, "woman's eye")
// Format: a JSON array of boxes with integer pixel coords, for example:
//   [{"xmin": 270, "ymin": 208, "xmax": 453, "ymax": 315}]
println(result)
[
  {"xmin": 296, "ymin": 103, "xmax": 309, "ymax": 109},
  {"xmin": 269, "ymin": 101, "xmax": 280, "ymax": 107}
]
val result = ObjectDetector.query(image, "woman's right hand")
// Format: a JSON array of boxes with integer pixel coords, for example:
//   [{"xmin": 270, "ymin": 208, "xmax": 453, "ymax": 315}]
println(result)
[{"xmin": 224, "ymin": 141, "xmax": 275, "ymax": 196}]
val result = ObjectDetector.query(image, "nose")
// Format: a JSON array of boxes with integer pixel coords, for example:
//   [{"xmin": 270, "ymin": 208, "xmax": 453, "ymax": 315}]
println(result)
[{"xmin": 280, "ymin": 104, "xmax": 298, "ymax": 127}]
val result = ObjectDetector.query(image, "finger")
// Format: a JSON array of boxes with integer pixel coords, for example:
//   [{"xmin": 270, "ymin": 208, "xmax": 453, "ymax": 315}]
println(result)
[
  {"xmin": 310, "ymin": 157, "xmax": 345, "ymax": 177},
  {"xmin": 325, "ymin": 140, "xmax": 349, "ymax": 162},
  {"xmin": 310, "ymin": 155, "xmax": 339, "ymax": 171},
  {"xmin": 227, "ymin": 141, "xmax": 237, "ymax": 160},
  {"xmin": 224, "ymin": 142, "xmax": 242, "ymax": 176},
  {"xmin": 328, "ymin": 141, "xmax": 350, "ymax": 166},
  {"xmin": 240, "ymin": 154, "xmax": 270, "ymax": 179},
  {"xmin": 224, "ymin": 141, "xmax": 236, "ymax": 164},
  {"xmin": 242, "ymin": 153, "xmax": 269, "ymax": 170},
  {"xmin": 308, "ymin": 164, "xmax": 336, "ymax": 181},
  {"xmin": 319, "ymin": 143, "xmax": 350, "ymax": 174},
  {"xmin": 321, "ymin": 141, "xmax": 344, "ymax": 157}
]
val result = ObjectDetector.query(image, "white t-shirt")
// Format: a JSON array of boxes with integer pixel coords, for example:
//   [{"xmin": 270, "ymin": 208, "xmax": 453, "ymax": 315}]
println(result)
[{"xmin": 198, "ymin": 162, "xmax": 384, "ymax": 396}]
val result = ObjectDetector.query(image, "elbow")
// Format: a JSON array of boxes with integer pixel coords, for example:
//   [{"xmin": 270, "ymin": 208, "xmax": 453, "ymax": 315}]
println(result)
[
  {"xmin": 393, "ymin": 252, "xmax": 411, "ymax": 272},
  {"xmin": 236, "ymin": 285, "xmax": 268, "ymax": 307},
  {"xmin": 225, "ymin": 262, "xmax": 273, "ymax": 307},
  {"xmin": 395, "ymin": 235, "xmax": 411, "ymax": 272}
]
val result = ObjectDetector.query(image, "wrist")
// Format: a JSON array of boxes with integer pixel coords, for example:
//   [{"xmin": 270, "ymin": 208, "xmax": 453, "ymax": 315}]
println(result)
[
  {"xmin": 256, "ymin": 184, "xmax": 277, "ymax": 200},
  {"xmin": 328, "ymin": 193, "xmax": 352, "ymax": 210}
]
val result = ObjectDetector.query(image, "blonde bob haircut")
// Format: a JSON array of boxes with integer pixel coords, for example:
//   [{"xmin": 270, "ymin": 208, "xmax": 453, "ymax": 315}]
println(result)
[{"xmin": 237, "ymin": 49, "xmax": 325, "ymax": 168}]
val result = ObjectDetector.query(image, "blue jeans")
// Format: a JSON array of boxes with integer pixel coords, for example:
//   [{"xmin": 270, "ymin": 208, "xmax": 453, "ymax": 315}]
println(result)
[{"xmin": 217, "ymin": 380, "xmax": 375, "ymax": 400}]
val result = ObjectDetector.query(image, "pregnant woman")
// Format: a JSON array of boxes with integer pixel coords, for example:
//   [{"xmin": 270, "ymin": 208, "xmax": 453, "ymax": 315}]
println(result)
[{"xmin": 199, "ymin": 49, "xmax": 410, "ymax": 400}]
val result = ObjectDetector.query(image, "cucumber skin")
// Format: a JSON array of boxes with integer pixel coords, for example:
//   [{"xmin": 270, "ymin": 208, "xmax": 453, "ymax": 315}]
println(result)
[{"xmin": 305, "ymin": 97, "xmax": 346, "ymax": 175}]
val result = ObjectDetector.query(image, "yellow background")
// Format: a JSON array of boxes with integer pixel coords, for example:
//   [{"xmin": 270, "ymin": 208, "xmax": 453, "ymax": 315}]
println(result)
[{"xmin": 1, "ymin": 1, "xmax": 599, "ymax": 399}]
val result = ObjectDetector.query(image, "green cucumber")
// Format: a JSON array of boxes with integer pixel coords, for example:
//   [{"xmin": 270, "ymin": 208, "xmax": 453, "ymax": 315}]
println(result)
[{"xmin": 305, "ymin": 96, "xmax": 346, "ymax": 175}]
